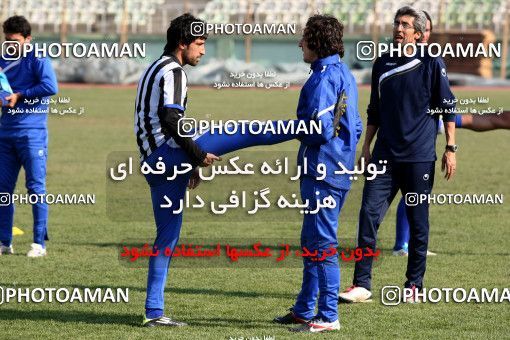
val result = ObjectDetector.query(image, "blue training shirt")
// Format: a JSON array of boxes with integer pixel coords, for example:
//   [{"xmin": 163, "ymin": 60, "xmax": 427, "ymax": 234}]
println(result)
[
  {"xmin": 297, "ymin": 54, "xmax": 363, "ymax": 190},
  {"xmin": 367, "ymin": 53, "xmax": 455, "ymax": 162},
  {"xmin": 0, "ymin": 50, "xmax": 58, "ymax": 129}
]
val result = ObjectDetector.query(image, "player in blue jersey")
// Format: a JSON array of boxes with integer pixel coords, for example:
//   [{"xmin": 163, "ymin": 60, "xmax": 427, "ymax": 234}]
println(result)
[
  {"xmin": 273, "ymin": 15, "xmax": 362, "ymax": 333},
  {"xmin": 138, "ymin": 14, "xmax": 306, "ymax": 328},
  {"xmin": 0, "ymin": 16, "xmax": 58, "ymax": 257},
  {"xmin": 393, "ymin": 10, "xmax": 437, "ymax": 257},
  {"xmin": 338, "ymin": 6, "xmax": 457, "ymax": 303}
]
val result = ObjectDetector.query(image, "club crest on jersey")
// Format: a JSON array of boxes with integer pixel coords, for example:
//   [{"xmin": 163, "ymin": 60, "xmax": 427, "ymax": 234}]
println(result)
[{"xmin": 335, "ymin": 90, "xmax": 348, "ymax": 136}]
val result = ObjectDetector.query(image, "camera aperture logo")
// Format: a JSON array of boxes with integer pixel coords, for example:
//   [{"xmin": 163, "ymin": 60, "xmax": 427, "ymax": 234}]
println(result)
[
  {"xmin": 356, "ymin": 41, "xmax": 501, "ymax": 61},
  {"xmin": 1, "ymin": 41, "xmax": 145, "ymax": 60},
  {"xmin": 176, "ymin": 118, "xmax": 321, "ymax": 138},
  {"xmin": 0, "ymin": 193, "xmax": 95, "ymax": 207},
  {"xmin": 381, "ymin": 286, "xmax": 510, "ymax": 305}
]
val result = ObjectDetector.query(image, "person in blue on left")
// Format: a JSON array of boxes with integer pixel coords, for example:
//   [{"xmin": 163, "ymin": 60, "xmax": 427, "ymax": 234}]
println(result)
[{"xmin": 0, "ymin": 15, "xmax": 58, "ymax": 257}]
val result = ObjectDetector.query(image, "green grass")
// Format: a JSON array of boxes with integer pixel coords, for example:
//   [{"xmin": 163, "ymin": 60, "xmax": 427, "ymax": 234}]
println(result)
[{"xmin": 0, "ymin": 87, "xmax": 509, "ymax": 339}]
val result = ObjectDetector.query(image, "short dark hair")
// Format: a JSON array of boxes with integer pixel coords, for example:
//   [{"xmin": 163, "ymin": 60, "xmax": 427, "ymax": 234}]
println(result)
[
  {"xmin": 423, "ymin": 10, "xmax": 433, "ymax": 32},
  {"xmin": 3, "ymin": 15, "xmax": 31, "ymax": 38},
  {"xmin": 163, "ymin": 13, "xmax": 208, "ymax": 55},
  {"xmin": 303, "ymin": 15, "xmax": 344, "ymax": 58},
  {"xmin": 394, "ymin": 6, "xmax": 426, "ymax": 39}
]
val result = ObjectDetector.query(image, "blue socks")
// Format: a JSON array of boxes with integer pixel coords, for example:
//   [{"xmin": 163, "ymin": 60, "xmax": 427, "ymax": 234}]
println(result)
[
  {"xmin": 394, "ymin": 197, "xmax": 410, "ymax": 251},
  {"xmin": 455, "ymin": 115, "xmax": 463, "ymax": 128},
  {"xmin": 145, "ymin": 308, "xmax": 164, "ymax": 319}
]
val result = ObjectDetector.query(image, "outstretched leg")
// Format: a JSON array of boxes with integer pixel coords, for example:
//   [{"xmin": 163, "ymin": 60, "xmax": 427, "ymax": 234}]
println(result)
[{"xmin": 194, "ymin": 119, "xmax": 300, "ymax": 156}]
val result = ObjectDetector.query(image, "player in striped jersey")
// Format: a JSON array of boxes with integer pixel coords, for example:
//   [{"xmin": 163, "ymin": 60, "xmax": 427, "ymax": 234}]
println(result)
[
  {"xmin": 338, "ymin": 6, "xmax": 457, "ymax": 304},
  {"xmin": 137, "ymin": 14, "xmax": 303, "ymax": 327},
  {"xmin": 0, "ymin": 16, "xmax": 58, "ymax": 258},
  {"xmin": 455, "ymin": 111, "xmax": 510, "ymax": 131}
]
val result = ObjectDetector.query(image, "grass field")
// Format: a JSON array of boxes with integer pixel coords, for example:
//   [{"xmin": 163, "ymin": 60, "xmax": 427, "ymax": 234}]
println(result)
[{"xmin": 0, "ymin": 86, "xmax": 508, "ymax": 339}]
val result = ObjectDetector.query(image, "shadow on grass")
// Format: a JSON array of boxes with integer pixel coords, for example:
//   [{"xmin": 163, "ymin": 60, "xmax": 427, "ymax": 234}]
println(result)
[
  {"xmin": 0, "ymin": 309, "xmax": 140, "ymax": 326},
  {"xmin": 0, "ymin": 307, "xmax": 284, "ymax": 329}
]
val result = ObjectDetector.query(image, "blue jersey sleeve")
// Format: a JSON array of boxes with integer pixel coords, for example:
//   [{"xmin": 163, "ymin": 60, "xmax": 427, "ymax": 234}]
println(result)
[
  {"xmin": 300, "ymin": 77, "xmax": 338, "ymax": 146},
  {"xmin": 20, "ymin": 56, "xmax": 58, "ymax": 99},
  {"xmin": 338, "ymin": 82, "xmax": 363, "ymax": 148},
  {"xmin": 430, "ymin": 57, "xmax": 455, "ymax": 122},
  {"xmin": 355, "ymin": 106, "xmax": 363, "ymax": 142}
]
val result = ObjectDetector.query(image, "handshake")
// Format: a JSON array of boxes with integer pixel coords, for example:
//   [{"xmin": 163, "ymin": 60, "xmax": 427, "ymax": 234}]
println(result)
[{"xmin": 0, "ymin": 71, "xmax": 13, "ymax": 107}]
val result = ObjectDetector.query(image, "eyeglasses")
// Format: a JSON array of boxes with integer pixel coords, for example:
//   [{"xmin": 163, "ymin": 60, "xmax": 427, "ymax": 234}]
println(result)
[{"xmin": 393, "ymin": 21, "xmax": 414, "ymax": 30}]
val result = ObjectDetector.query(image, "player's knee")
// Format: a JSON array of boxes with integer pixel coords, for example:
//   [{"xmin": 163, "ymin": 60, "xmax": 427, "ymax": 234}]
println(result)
[
  {"xmin": 26, "ymin": 182, "xmax": 46, "ymax": 195},
  {"xmin": 0, "ymin": 180, "xmax": 16, "ymax": 193}
]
